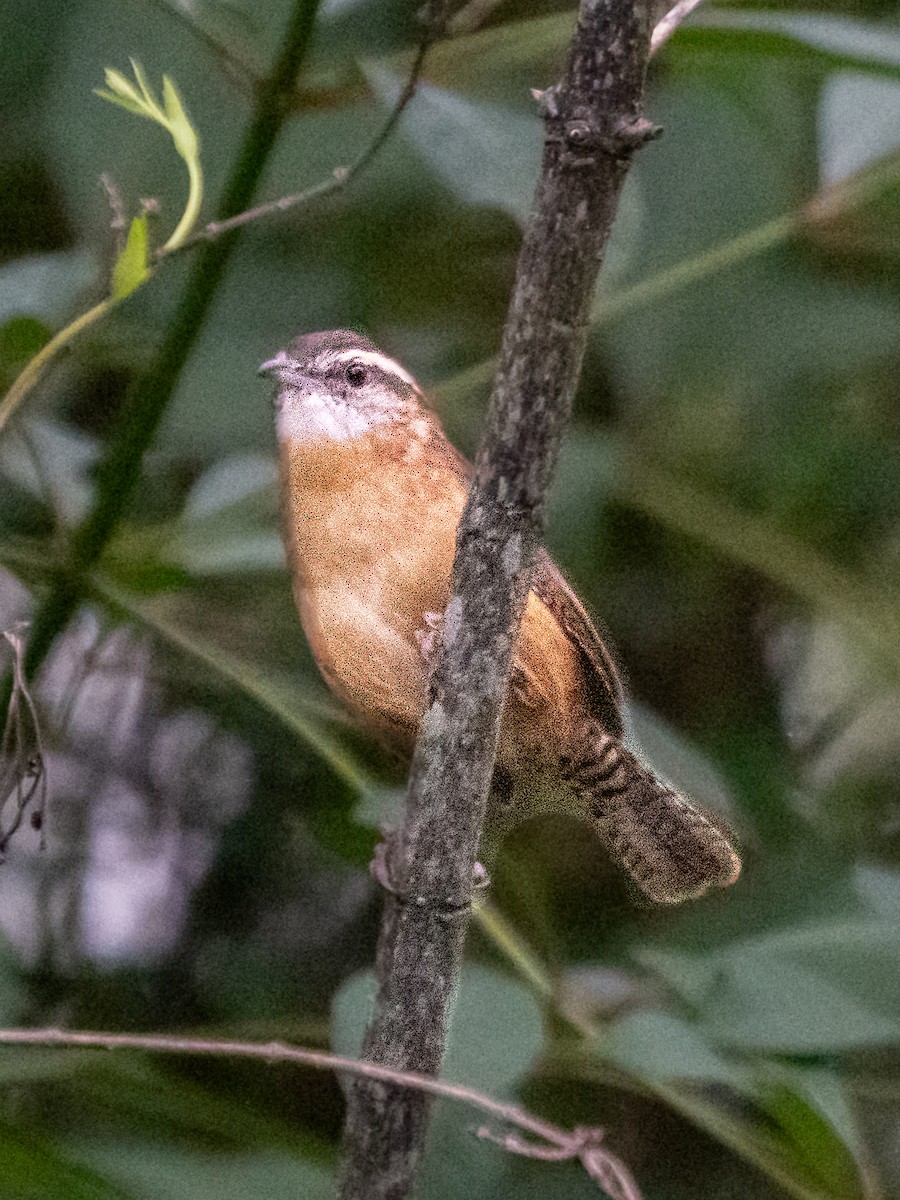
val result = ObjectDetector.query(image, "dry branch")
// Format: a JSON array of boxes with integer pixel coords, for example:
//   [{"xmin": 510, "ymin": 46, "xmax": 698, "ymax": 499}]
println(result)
[{"xmin": 0, "ymin": 1026, "xmax": 640, "ymax": 1198}]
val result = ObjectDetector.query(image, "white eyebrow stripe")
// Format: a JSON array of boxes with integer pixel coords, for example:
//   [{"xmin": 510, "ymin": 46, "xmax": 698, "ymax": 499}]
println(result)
[{"xmin": 328, "ymin": 349, "xmax": 421, "ymax": 391}]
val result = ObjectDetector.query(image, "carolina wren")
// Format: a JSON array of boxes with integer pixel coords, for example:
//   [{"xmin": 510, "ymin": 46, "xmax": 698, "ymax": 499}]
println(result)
[{"xmin": 260, "ymin": 330, "xmax": 741, "ymax": 904}]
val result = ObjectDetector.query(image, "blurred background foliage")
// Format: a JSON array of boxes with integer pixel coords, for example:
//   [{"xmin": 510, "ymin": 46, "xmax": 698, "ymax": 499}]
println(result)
[{"xmin": 1, "ymin": 0, "xmax": 899, "ymax": 1196}]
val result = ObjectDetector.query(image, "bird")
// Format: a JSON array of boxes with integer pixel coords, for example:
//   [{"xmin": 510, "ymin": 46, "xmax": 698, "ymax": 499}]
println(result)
[{"xmin": 259, "ymin": 329, "xmax": 741, "ymax": 904}]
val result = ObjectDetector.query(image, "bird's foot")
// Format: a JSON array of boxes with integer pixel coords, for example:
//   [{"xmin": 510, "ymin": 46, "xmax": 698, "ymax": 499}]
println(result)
[
  {"xmin": 414, "ymin": 609, "xmax": 445, "ymax": 662},
  {"xmin": 369, "ymin": 833, "xmax": 490, "ymax": 913}
]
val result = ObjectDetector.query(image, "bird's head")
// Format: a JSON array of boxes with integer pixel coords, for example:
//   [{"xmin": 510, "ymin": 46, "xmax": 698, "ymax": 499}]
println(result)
[{"xmin": 259, "ymin": 329, "xmax": 428, "ymax": 446}]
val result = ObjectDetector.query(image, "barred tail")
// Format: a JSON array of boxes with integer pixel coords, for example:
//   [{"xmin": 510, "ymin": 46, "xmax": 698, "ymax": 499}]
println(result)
[{"xmin": 562, "ymin": 725, "xmax": 741, "ymax": 904}]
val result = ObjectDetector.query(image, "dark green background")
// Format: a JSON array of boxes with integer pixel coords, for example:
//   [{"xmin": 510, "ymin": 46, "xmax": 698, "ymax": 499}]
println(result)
[{"xmin": 0, "ymin": 0, "xmax": 899, "ymax": 1196}]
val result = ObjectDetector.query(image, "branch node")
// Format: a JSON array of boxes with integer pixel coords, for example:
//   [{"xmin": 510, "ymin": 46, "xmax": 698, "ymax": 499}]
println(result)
[
  {"xmin": 561, "ymin": 115, "xmax": 661, "ymax": 160},
  {"xmin": 472, "ymin": 860, "xmax": 490, "ymax": 891},
  {"xmin": 564, "ymin": 118, "xmax": 596, "ymax": 149},
  {"xmin": 534, "ymin": 84, "xmax": 561, "ymax": 119},
  {"xmin": 369, "ymin": 838, "xmax": 489, "ymax": 919},
  {"xmin": 473, "ymin": 1121, "xmax": 642, "ymax": 1198},
  {"xmin": 616, "ymin": 117, "xmax": 663, "ymax": 151}
]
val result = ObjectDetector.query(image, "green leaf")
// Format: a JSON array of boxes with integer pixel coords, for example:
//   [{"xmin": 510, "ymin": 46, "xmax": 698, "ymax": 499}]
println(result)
[
  {"xmin": 677, "ymin": 11, "xmax": 900, "ymax": 81},
  {"xmin": 70, "ymin": 1140, "xmax": 333, "ymax": 1200},
  {"xmin": 601, "ymin": 1011, "xmax": 746, "ymax": 1089},
  {"xmin": 642, "ymin": 920, "xmax": 900, "ymax": 1053},
  {"xmin": 95, "ymin": 63, "xmax": 203, "ymax": 252},
  {"xmin": 758, "ymin": 1066, "xmax": 866, "ymax": 1198},
  {"xmin": 332, "ymin": 965, "xmax": 543, "ymax": 1095},
  {"xmin": 854, "ymin": 864, "xmax": 900, "ymax": 920},
  {"xmin": 362, "ymin": 59, "xmax": 541, "ymax": 225},
  {"xmin": 111, "ymin": 215, "xmax": 150, "ymax": 300},
  {"xmin": 0, "ymin": 251, "xmax": 98, "ymax": 325},
  {"xmin": 329, "ymin": 971, "xmax": 375, "ymax": 1062},
  {"xmin": 0, "ymin": 417, "xmax": 98, "ymax": 525},
  {"xmin": 171, "ymin": 454, "xmax": 282, "ymax": 574},
  {"xmin": 94, "ymin": 66, "xmax": 148, "ymax": 115},
  {"xmin": 0, "ymin": 1121, "xmax": 129, "ymax": 1200},
  {"xmin": 0, "ymin": 317, "xmax": 50, "ymax": 370},
  {"xmin": 821, "ymin": 74, "xmax": 900, "ymax": 186},
  {"xmin": 651, "ymin": 1082, "xmax": 864, "ymax": 1200},
  {"xmin": 129, "ymin": 58, "xmax": 157, "ymax": 110},
  {"xmin": 444, "ymin": 965, "xmax": 544, "ymax": 1091},
  {"xmin": 561, "ymin": 1043, "xmax": 858, "ymax": 1200},
  {"xmin": 706, "ymin": 963, "xmax": 900, "ymax": 1054},
  {"xmin": 420, "ymin": 12, "xmax": 573, "ymax": 95},
  {"xmin": 162, "ymin": 75, "xmax": 199, "ymax": 162},
  {"xmin": 636, "ymin": 945, "xmax": 721, "ymax": 1007}
]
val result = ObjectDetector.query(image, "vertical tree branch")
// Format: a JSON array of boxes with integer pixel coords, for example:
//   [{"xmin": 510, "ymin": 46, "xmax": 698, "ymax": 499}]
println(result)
[{"xmin": 338, "ymin": 3, "xmax": 656, "ymax": 1199}]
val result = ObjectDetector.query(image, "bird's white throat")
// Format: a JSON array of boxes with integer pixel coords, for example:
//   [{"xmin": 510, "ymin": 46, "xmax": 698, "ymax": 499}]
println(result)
[{"xmin": 275, "ymin": 388, "xmax": 391, "ymax": 444}]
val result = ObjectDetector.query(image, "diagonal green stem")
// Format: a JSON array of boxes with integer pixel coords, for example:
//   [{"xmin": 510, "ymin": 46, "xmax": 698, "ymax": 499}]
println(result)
[
  {"xmin": 15, "ymin": 0, "xmax": 322, "ymax": 687},
  {"xmin": 90, "ymin": 573, "xmax": 370, "ymax": 792},
  {"xmin": 593, "ymin": 150, "xmax": 900, "ymax": 329},
  {"xmin": 614, "ymin": 447, "xmax": 900, "ymax": 673},
  {"xmin": 0, "ymin": 301, "xmax": 113, "ymax": 436}
]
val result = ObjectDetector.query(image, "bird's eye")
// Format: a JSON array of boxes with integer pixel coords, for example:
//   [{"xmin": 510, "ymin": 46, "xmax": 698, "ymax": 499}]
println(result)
[{"xmin": 345, "ymin": 363, "xmax": 368, "ymax": 387}]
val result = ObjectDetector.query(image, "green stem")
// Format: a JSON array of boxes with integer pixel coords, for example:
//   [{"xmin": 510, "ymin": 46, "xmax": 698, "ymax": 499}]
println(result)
[
  {"xmin": 615, "ymin": 447, "xmax": 900, "ymax": 672},
  {"xmin": 15, "ymin": 0, "xmax": 322, "ymax": 684},
  {"xmin": 473, "ymin": 899, "xmax": 555, "ymax": 1002},
  {"xmin": 437, "ymin": 151, "xmax": 900, "ymax": 413},
  {"xmin": 593, "ymin": 149, "xmax": 900, "ymax": 328},
  {"xmin": 0, "ymin": 300, "xmax": 112, "ymax": 435},
  {"xmin": 90, "ymin": 573, "xmax": 370, "ymax": 793},
  {"xmin": 162, "ymin": 151, "xmax": 204, "ymax": 253},
  {"xmin": 593, "ymin": 209, "xmax": 798, "ymax": 327}
]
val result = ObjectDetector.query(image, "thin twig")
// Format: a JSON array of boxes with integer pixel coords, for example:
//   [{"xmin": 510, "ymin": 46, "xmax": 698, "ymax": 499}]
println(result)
[
  {"xmin": 172, "ymin": 0, "xmax": 700, "ymax": 255},
  {"xmin": 145, "ymin": 0, "xmax": 363, "ymax": 111},
  {"xmin": 99, "ymin": 173, "xmax": 128, "ymax": 257},
  {"xmin": 650, "ymin": 0, "xmax": 708, "ymax": 54},
  {"xmin": 477, "ymin": 1126, "xmax": 642, "ymax": 1200},
  {"xmin": 145, "ymin": 0, "xmax": 261, "ymax": 96},
  {"xmin": 0, "ymin": 1025, "xmax": 642, "ymax": 1198},
  {"xmin": 168, "ymin": 1, "xmax": 446, "ymax": 255}
]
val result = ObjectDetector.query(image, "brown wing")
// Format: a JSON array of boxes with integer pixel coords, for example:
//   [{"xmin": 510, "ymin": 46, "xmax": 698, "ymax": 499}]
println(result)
[
  {"xmin": 529, "ymin": 549, "xmax": 624, "ymax": 739},
  {"xmin": 442, "ymin": 434, "xmax": 624, "ymax": 738}
]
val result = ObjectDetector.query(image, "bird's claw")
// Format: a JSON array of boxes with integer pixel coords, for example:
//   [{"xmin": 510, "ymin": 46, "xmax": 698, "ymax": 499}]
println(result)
[{"xmin": 415, "ymin": 609, "xmax": 445, "ymax": 662}]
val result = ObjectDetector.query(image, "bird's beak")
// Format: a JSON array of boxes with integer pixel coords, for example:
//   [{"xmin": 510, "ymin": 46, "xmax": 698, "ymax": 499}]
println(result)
[{"xmin": 258, "ymin": 350, "xmax": 291, "ymax": 378}]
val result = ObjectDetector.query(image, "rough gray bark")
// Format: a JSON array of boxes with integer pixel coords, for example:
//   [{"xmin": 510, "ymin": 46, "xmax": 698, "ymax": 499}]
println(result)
[{"xmin": 337, "ymin": 4, "xmax": 656, "ymax": 1198}]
